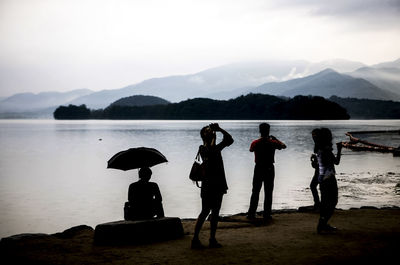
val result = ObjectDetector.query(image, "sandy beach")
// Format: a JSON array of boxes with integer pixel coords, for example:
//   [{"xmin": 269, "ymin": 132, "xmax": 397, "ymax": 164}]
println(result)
[{"xmin": 1, "ymin": 207, "xmax": 399, "ymax": 265}]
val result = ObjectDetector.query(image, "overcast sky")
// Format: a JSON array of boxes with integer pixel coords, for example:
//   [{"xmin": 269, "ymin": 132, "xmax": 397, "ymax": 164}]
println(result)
[{"xmin": 0, "ymin": 0, "xmax": 399, "ymax": 97}]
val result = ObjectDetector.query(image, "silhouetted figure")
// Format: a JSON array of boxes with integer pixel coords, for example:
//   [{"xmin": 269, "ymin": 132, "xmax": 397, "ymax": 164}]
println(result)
[
  {"xmin": 310, "ymin": 129, "xmax": 321, "ymax": 210},
  {"xmin": 247, "ymin": 123, "xmax": 286, "ymax": 221},
  {"xmin": 191, "ymin": 123, "xmax": 234, "ymax": 249},
  {"xmin": 312, "ymin": 128, "xmax": 342, "ymax": 233},
  {"xmin": 124, "ymin": 167, "xmax": 164, "ymax": 220}
]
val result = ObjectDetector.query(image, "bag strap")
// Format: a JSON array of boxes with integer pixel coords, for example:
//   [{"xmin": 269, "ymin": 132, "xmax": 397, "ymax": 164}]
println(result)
[
  {"xmin": 195, "ymin": 146, "xmax": 202, "ymax": 189},
  {"xmin": 195, "ymin": 181, "xmax": 201, "ymax": 188},
  {"xmin": 195, "ymin": 146, "xmax": 202, "ymax": 162}
]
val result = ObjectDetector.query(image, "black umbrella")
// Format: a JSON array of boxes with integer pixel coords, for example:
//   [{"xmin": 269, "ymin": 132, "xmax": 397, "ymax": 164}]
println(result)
[{"xmin": 107, "ymin": 147, "xmax": 168, "ymax": 171}]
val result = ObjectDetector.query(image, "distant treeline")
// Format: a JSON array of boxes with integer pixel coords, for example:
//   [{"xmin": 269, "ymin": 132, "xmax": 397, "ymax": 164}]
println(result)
[
  {"xmin": 54, "ymin": 94, "xmax": 350, "ymax": 120},
  {"xmin": 53, "ymin": 104, "xmax": 91, "ymax": 119},
  {"xmin": 329, "ymin": 96, "xmax": 400, "ymax": 119}
]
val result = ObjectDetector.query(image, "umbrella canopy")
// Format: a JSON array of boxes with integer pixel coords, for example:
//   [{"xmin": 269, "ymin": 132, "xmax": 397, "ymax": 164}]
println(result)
[{"xmin": 107, "ymin": 147, "xmax": 168, "ymax": 171}]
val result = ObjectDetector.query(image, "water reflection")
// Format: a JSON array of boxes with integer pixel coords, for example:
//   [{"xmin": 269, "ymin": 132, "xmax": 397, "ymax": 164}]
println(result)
[{"xmin": 0, "ymin": 119, "xmax": 399, "ymax": 237}]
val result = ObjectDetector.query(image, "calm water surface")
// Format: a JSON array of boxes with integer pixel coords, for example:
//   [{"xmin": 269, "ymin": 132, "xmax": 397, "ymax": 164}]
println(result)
[{"xmin": 0, "ymin": 119, "xmax": 399, "ymax": 237}]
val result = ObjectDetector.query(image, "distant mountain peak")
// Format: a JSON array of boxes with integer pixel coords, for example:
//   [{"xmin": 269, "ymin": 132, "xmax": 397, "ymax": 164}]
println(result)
[{"xmin": 318, "ymin": 68, "xmax": 337, "ymax": 74}]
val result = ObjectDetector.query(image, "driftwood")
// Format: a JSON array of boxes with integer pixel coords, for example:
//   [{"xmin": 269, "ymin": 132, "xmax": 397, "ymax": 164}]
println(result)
[{"xmin": 341, "ymin": 130, "xmax": 400, "ymax": 156}]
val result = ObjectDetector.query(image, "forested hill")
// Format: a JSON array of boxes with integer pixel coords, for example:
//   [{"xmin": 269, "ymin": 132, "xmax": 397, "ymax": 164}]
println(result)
[
  {"xmin": 109, "ymin": 95, "xmax": 170, "ymax": 107},
  {"xmin": 329, "ymin": 96, "xmax": 400, "ymax": 119},
  {"xmin": 54, "ymin": 94, "xmax": 350, "ymax": 120}
]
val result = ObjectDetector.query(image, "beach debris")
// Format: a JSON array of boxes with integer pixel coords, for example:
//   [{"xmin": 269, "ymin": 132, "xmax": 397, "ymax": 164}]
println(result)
[{"xmin": 341, "ymin": 130, "xmax": 400, "ymax": 156}]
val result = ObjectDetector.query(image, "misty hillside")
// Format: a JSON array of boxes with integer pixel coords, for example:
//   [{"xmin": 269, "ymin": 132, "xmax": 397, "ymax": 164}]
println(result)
[
  {"xmin": 371, "ymin": 58, "xmax": 400, "ymax": 69},
  {"xmin": 250, "ymin": 69, "xmax": 400, "ymax": 101},
  {"xmin": 0, "ymin": 89, "xmax": 93, "ymax": 112},
  {"xmin": 109, "ymin": 95, "xmax": 170, "ymax": 107},
  {"xmin": 348, "ymin": 67, "xmax": 400, "ymax": 96},
  {"xmin": 68, "ymin": 59, "xmax": 367, "ymax": 109}
]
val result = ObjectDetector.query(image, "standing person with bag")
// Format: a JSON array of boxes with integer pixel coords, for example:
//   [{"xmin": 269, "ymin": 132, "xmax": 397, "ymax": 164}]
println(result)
[
  {"xmin": 313, "ymin": 128, "xmax": 342, "ymax": 233},
  {"xmin": 191, "ymin": 123, "xmax": 233, "ymax": 249}
]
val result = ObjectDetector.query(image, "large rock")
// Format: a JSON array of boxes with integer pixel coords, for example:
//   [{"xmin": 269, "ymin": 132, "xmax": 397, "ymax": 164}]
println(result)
[
  {"xmin": 0, "ymin": 233, "xmax": 49, "ymax": 245},
  {"xmin": 53, "ymin": 225, "xmax": 94, "ymax": 239},
  {"xmin": 94, "ymin": 217, "xmax": 184, "ymax": 245}
]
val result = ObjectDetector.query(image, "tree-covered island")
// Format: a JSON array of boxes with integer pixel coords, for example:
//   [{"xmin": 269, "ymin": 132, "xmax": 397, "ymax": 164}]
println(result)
[{"xmin": 54, "ymin": 94, "xmax": 351, "ymax": 120}]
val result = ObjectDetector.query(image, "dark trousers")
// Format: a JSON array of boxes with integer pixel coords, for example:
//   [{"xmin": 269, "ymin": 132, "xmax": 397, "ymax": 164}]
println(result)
[
  {"xmin": 319, "ymin": 177, "xmax": 338, "ymax": 223},
  {"xmin": 124, "ymin": 200, "xmax": 164, "ymax": 220},
  {"xmin": 248, "ymin": 164, "xmax": 275, "ymax": 217},
  {"xmin": 310, "ymin": 169, "xmax": 320, "ymax": 206}
]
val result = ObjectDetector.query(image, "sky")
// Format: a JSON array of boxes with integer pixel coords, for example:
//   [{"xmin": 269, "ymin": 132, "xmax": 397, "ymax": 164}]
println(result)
[{"xmin": 0, "ymin": 0, "xmax": 399, "ymax": 97}]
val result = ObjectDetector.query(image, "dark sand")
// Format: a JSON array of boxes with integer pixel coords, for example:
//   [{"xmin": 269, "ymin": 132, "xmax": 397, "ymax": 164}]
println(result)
[{"xmin": 1, "ymin": 207, "xmax": 399, "ymax": 265}]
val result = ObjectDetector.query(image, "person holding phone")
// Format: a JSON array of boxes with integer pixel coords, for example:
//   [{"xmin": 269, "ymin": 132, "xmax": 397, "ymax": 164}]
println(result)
[
  {"xmin": 247, "ymin": 123, "xmax": 286, "ymax": 221},
  {"xmin": 191, "ymin": 123, "xmax": 233, "ymax": 249},
  {"xmin": 312, "ymin": 128, "xmax": 342, "ymax": 233}
]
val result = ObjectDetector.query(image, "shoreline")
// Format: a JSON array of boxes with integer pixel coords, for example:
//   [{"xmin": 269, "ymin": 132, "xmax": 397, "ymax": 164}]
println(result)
[
  {"xmin": 2, "ymin": 205, "xmax": 399, "ymax": 239},
  {"xmin": 1, "ymin": 206, "xmax": 400, "ymax": 265}
]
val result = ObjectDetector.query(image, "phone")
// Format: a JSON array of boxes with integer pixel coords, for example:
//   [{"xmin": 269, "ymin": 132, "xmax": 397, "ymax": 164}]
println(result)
[{"xmin": 209, "ymin": 123, "xmax": 219, "ymax": 131}]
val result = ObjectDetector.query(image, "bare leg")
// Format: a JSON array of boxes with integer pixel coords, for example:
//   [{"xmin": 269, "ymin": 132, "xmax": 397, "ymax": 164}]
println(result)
[
  {"xmin": 209, "ymin": 194, "xmax": 223, "ymax": 248},
  {"xmin": 193, "ymin": 210, "xmax": 209, "ymax": 240},
  {"xmin": 310, "ymin": 170, "xmax": 320, "ymax": 208},
  {"xmin": 192, "ymin": 198, "xmax": 211, "ymax": 249},
  {"xmin": 209, "ymin": 208, "xmax": 220, "ymax": 240}
]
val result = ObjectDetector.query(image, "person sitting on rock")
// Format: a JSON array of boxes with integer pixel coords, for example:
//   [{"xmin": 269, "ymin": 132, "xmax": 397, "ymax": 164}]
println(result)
[{"xmin": 124, "ymin": 167, "xmax": 165, "ymax": 220}]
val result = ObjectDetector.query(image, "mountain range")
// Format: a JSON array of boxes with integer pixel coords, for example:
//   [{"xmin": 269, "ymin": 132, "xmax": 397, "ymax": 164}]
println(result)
[
  {"xmin": 249, "ymin": 68, "xmax": 400, "ymax": 100},
  {"xmin": 0, "ymin": 58, "xmax": 399, "ymax": 118},
  {"xmin": 66, "ymin": 59, "xmax": 368, "ymax": 108}
]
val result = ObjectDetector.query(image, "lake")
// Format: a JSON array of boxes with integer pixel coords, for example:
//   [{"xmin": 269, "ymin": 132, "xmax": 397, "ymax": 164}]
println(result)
[{"xmin": 0, "ymin": 119, "xmax": 399, "ymax": 238}]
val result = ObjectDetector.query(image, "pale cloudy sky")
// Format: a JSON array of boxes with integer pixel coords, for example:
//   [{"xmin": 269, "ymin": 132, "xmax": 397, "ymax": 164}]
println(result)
[{"xmin": 0, "ymin": 0, "xmax": 399, "ymax": 97}]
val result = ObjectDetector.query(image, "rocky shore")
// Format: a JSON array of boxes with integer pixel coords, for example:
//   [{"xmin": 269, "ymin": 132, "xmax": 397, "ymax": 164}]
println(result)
[{"xmin": 1, "ymin": 207, "xmax": 399, "ymax": 265}]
